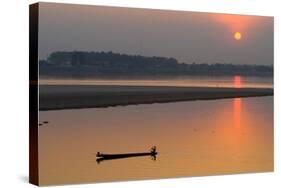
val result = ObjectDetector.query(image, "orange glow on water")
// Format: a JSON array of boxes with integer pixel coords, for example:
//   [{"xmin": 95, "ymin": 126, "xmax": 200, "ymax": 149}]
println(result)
[
  {"xmin": 233, "ymin": 76, "xmax": 241, "ymax": 128},
  {"xmin": 234, "ymin": 76, "xmax": 241, "ymax": 88},
  {"xmin": 39, "ymin": 96, "xmax": 273, "ymax": 184},
  {"xmin": 233, "ymin": 98, "xmax": 241, "ymax": 128}
]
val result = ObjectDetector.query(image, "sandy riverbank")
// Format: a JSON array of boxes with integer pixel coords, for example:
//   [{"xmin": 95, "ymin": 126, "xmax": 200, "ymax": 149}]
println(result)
[{"xmin": 39, "ymin": 85, "xmax": 273, "ymax": 111}]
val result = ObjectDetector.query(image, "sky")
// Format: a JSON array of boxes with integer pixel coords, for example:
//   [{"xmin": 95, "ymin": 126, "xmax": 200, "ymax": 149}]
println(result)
[{"xmin": 38, "ymin": 3, "xmax": 273, "ymax": 65}]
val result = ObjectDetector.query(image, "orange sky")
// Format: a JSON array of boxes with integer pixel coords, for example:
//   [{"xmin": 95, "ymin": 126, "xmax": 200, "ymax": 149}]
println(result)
[{"xmin": 212, "ymin": 14, "xmax": 258, "ymax": 32}]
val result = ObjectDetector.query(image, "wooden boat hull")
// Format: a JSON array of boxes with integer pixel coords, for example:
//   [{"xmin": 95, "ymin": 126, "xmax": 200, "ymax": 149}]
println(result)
[{"xmin": 96, "ymin": 152, "xmax": 157, "ymax": 163}]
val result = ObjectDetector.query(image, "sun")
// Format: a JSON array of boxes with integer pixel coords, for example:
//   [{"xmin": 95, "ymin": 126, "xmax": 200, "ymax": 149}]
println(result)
[{"xmin": 234, "ymin": 32, "xmax": 242, "ymax": 40}]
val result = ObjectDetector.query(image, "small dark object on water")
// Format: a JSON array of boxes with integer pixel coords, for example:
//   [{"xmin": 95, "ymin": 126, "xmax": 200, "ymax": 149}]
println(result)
[
  {"xmin": 38, "ymin": 121, "xmax": 49, "ymax": 126},
  {"xmin": 96, "ymin": 146, "xmax": 158, "ymax": 163}
]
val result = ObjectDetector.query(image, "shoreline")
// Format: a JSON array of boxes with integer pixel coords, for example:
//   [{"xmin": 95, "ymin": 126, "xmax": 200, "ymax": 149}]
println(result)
[{"xmin": 39, "ymin": 85, "xmax": 273, "ymax": 111}]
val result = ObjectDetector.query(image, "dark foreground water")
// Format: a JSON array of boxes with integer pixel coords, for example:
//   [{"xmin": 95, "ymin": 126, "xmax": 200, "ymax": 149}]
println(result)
[{"xmin": 39, "ymin": 96, "xmax": 273, "ymax": 185}]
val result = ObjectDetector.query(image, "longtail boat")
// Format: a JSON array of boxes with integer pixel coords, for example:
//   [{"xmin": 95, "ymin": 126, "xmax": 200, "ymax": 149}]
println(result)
[{"xmin": 96, "ymin": 146, "xmax": 157, "ymax": 163}]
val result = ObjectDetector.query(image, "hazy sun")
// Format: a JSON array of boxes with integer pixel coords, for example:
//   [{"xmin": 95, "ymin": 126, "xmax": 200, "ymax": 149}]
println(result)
[{"xmin": 234, "ymin": 32, "xmax": 242, "ymax": 40}]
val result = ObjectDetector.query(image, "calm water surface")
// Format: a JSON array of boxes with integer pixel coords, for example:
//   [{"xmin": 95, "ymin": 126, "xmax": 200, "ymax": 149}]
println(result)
[
  {"xmin": 39, "ymin": 96, "xmax": 273, "ymax": 185},
  {"xmin": 40, "ymin": 76, "xmax": 273, "ymax": 88}
]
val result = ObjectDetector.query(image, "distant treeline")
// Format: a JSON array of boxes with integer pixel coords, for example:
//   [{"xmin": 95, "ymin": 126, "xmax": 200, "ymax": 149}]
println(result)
[{"xmin": 39, "ymin": 51, "xmax": 273, "ymax": 78}]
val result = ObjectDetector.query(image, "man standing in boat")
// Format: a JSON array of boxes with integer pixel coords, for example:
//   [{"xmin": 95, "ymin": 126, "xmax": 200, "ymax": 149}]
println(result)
[{"xmin": 150, "ymin": 146, "xmax": 157, "ymax": 154}]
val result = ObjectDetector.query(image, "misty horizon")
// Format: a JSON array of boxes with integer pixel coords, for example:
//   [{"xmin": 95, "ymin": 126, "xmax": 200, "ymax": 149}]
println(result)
[
  {"xmin": 40, "ymin": 50, "xmax": 274, "ymax": 67},
  {"xmin": 39, "ymin": 50, "xmax": 273, "ymax": 78},
  {"xmin": 38, "ymin": 3, "xmax": 273, "ymax": 66}
]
